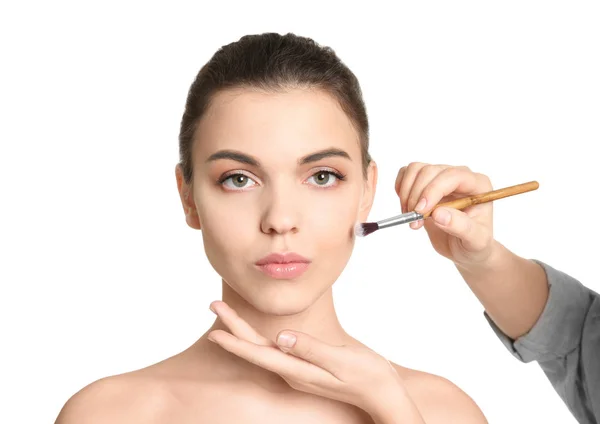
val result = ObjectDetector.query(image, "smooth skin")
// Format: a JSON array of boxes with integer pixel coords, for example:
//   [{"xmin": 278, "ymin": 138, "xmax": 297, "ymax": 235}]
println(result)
[{"xmin": 54, "ymin": 90, "xmax": 490, "ymax": 424}]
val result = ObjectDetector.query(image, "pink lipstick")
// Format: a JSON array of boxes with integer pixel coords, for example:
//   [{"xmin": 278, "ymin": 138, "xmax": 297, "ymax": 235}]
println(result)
[{"xmin": 255, "ymin": 252, "xmax": 311, "ymax": 279}]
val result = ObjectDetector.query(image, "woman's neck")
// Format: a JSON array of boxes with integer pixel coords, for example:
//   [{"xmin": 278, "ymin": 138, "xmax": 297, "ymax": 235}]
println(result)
[
  {"xmin": 209, "ymin": 280, "xmax": 352, "ymax": 346},
  {"xmin": 186, "ymin": 281, "xmax": 361, "ymax": 388}
]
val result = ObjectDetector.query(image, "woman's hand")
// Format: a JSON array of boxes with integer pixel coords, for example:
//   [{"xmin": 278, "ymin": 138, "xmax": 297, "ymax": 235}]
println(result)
[
  {"xmin": 395, "ymin": 163, "xmax": 495, "ymax": 269},
  {"xmin": 206, "ymin": 301, "xmax": 424, "ymax": 423}
]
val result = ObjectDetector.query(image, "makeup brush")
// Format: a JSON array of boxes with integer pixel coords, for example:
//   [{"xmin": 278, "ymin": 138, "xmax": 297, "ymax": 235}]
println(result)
[{"xmin": 355, "ymin": 180, "xmax": 539, "ymax": 237}]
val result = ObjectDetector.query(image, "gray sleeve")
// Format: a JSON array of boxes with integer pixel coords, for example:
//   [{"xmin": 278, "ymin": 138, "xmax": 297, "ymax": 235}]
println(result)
[{"xmin": 483, "ymin": 259, "xmax": 600, "ymax": 423}]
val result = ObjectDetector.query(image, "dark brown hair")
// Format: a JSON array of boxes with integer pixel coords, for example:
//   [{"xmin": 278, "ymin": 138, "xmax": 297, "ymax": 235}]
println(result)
[{"xmin": 178, "ymin": 32, "xmax": 372, "ymax": 184}]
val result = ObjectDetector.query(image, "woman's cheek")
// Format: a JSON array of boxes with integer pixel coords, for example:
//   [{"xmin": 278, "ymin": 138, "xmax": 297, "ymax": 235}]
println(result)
[
  {"xmin": 309, "ymin": 194, "xmax": 357, "ymax": 243},
  {"xmin": 198, "ymin": 201, "xmax": 254, "ymax": 256}
]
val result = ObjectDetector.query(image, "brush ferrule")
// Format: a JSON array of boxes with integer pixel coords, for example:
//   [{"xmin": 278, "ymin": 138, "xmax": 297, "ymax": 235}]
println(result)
[{"xmin": 377, "ymin": 211, "xmax": 423, "ymax": 229}]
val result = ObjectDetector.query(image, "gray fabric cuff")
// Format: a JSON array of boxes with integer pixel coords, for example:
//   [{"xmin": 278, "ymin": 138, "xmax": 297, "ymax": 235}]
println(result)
[{"xmin": 484, "ymin": 259, "xmax": 590, "ymax": 363}]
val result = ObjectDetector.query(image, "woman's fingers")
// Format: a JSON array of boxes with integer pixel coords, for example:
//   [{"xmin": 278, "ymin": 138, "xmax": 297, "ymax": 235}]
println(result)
[
  {"xmin": 210, "ymin": 301, "xmax": 274, "ymax": 346},
  {"xmin": 207, "ymin": 329, "xmax": 339, "ymax": 388},
  {"xmin": 275, "ymin": 330, "xmax": 344, "ymax": 378},
  {"xmin": 210, "ymin": 301, "xmax": 344, "ymax": 378}
]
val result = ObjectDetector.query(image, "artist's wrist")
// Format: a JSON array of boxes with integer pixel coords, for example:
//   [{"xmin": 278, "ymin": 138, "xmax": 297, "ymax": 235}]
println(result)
[{"xmin": 455, "ymin": 239, "xmax": 509, "ymax": 277}]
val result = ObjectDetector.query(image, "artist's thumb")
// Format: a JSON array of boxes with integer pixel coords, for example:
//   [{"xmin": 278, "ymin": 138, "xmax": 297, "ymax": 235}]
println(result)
[{"xmin": 430, "ymin": 207, "xmax": 490, "ymax": 253}]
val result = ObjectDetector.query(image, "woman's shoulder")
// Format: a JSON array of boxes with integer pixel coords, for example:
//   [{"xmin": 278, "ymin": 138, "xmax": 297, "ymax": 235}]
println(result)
[
  {"xmin": 391, "ymin": 363, "xmax": 488, "ymax": 423},
  {"xmin": 54, "ymin": 361, "xmax": 188, "ymax": 424}
]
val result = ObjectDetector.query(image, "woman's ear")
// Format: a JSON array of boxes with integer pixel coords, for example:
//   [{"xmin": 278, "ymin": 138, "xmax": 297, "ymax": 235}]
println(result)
[
  {"xmin": 175, "ymin": 164, "xmax": 202, "ymax": 230},
  {"xmin": 358, "ymin": 160, "xmax": 378, "ymax": 223}
]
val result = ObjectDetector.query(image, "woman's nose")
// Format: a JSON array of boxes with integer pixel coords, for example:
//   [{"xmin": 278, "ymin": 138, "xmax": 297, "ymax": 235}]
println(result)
[{"xmin": 259, "ymin": 188, "xmax": 300, "ymax": 235}]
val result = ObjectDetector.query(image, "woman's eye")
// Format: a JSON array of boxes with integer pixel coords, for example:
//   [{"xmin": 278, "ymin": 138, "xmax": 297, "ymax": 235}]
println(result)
[
  {"xmin": 307, "ymin": 171, "xmax": 343, "ymax": 187},
  {"xmin": 221, "ymin": 174, "xmax": 257, "ymax": 190}
]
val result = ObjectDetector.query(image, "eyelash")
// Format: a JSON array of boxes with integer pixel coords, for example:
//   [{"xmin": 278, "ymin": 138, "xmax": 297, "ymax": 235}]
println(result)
[{"xmin": 218, "ymin": 169, "xmax": 347, "ymax": 191}]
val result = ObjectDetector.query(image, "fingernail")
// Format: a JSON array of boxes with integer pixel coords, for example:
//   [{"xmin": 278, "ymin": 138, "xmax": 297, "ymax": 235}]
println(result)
[
  {"xmin": 209, "ymin": 304, "xmax": 216, "ymax": 314},
  {"xmin": 277, "ymin": 332, "xmax": 296, "ymax": 348},
  {"xmin": 410, "ymin": 221, "xmax": 418, "ymax": 229},
  {"xmin": 415, "ymin": 197, "xmax": 427, "ymax": 212},
  {"xmin": 434, "ymin": 208, "xmax": 451, "ymax": 226}
]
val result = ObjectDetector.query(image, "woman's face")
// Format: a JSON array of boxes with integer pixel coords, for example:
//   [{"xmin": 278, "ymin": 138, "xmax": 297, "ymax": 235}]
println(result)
[{"xmin": 177, "ymin": 88, "xmax": 377, "ymax": 316}]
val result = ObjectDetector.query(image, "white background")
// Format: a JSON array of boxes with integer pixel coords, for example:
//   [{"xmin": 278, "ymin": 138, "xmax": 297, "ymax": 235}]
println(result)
[{"xmin": 1, "ymin": 1, "xmax": 599, "ymax": 423}]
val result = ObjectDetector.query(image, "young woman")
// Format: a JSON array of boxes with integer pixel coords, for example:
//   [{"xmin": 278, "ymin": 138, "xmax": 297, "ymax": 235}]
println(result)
[{"xmin": 55, "ymin": 32, "xmax": 488, "ymax": 423}]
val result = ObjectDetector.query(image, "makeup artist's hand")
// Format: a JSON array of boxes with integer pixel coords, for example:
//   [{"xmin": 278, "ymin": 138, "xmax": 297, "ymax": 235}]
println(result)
[
  {"xmin": 207, "ymin": 301, "xmax": 425, "ymax": 423},
  {"xmin": 395, "ymin": 163, "xmax": 495, "ymax": 268}
]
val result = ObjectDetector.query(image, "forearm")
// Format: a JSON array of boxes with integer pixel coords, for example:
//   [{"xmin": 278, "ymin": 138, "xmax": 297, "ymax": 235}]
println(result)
[{"xmin": 456, "ymin": 240, "xmax": 549, "ymax": 340}]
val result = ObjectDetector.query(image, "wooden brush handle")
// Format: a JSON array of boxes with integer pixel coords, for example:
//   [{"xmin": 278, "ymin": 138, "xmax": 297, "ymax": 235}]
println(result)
[{"xmin": 421, "ymin": 181, "xmax": 539, "ymax": 218}]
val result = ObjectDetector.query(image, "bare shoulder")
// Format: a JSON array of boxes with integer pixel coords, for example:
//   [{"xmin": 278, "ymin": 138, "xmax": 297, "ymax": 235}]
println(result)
[
  {"xmin": 392, "ymin": 363, "xmax": 488, "ymax": 424},
  {"xmin": 54, "ymin": 371, "xmax": 176, "ymax": 424}
]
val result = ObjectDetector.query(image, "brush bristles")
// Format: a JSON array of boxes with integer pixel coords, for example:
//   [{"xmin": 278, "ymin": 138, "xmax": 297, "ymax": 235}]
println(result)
[{"xmin": 354, "ymin": 222, "xmax": 379, "ymax": 237}]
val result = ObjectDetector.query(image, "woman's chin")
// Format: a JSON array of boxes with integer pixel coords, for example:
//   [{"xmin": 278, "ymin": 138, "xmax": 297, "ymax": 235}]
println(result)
[
  {"xmin": 223, "ymin": 275, "xmax": 334, "ymax": 316},
  {"xmin": 251, "ymin": 296, "xmax": 313, "ymax": 316},
  {"xmin": 238, "ymin": 288, "xmax": 322, "ymax": 317}
]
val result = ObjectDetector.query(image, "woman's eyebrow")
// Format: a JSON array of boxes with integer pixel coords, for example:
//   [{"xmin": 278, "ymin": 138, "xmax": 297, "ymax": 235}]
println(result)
[
  {"xmin": 206, "ymin": 150, "xmax": 259, "ymax": 166},
  {"xmin": 205, "ymin": 148, "xmax": 352, "ymax": 167},
  {"xmin": 299, "ymin": 148, "xmax": 351, "ymax": 164}
]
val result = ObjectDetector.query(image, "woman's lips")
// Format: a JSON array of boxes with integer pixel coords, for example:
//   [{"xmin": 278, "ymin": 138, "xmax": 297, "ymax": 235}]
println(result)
[
  {"xmin": 255, "ymin": 252, "xmax": 311, "ymax": 280},
  {"xmin": 256, "ymin": 262, "xmax": 310, "ymax": 279}
]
